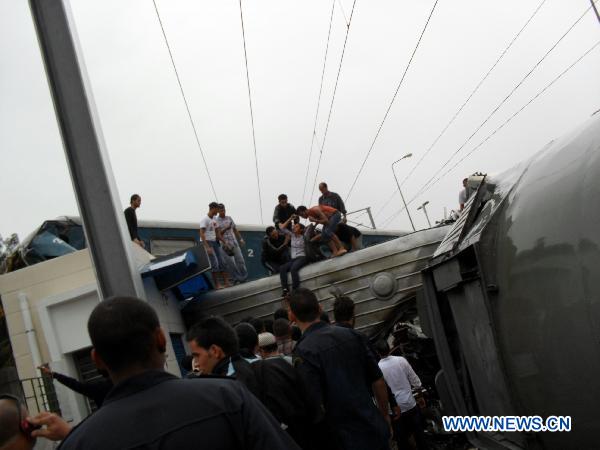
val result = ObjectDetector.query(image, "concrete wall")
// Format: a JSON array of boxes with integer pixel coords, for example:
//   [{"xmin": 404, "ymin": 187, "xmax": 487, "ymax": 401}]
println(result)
[{"xmin": 0, "ymin": 245, "xmax": 187, "ymax": 424}]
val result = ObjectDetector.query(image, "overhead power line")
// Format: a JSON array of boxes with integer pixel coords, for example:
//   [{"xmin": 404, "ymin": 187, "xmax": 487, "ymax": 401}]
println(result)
[
  {"xmin": 411, "ymin": 1, "xmax": 596, "ymax": 200},
  {"xmin": 380, "ymin": 38, "xmax": 600, "ymax": 228},
  {"xmin": 151, "ymin": 0, "xmax": 218, "ymax": 200},
  {"xmin": 344, "ymin": 0, "xmax": 441, "ymax": 204},
  {"xmin": 301, "ymin": 0, "xmax": 336, "ymax": 206},
  {"xmin": 239, "ymin": 0, "xmax": 264, "ymax": 222},
  {"xmin": 308, "ymin": 0, "xmax": 358, "ymax": 205},
  {"xmin": 400, "ymin": 0, "xmax": 547, "ymax": 189}
]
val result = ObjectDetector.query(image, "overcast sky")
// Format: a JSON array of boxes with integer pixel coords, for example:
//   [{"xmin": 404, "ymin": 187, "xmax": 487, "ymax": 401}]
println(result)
[{"xmin": 1, "ymin": 0, "xmax": 599, "ymax": 239}]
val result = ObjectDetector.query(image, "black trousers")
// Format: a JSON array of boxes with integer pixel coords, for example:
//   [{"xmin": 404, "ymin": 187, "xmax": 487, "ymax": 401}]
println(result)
[
  {"xmin": 393, "ymin": 405, "xmax": 428, "ymax": 450},
  {"xmin": 279, "ymin": 256, "xmax": 308, "ymax": 290}
]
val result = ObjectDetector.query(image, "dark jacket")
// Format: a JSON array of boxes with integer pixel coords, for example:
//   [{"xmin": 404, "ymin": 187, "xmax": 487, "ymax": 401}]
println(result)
[
  {"xmin": 294, "ymin": 322, "xmax": 390, "ymax": 450},
  {"xmin": 58, "ymin": 370, "xmax": 299, "ymax": 450},
  {"xmin": 52, "ymin": 372, "xmax": 112, "ymax": 407},
  {"xmin": 272, "ymin": 203, "xmax": 296, "ymax": 228},
  {"xmin": 213, "ymin": 354, "xmax": 262, "ymax": 399},
  {"xmin": 261, "ymin": 235, "xmax": 290, "ymax": 267},
  {"xmin": 124, "ymin": 206, "xmax": 138, "ymax": 240},
  {"xmin": 318, "ymin": 192, "xmax": 346, "ymax": 215}
]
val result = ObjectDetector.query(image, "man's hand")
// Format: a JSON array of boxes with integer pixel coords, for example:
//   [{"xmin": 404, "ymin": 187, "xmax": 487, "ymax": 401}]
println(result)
[
  {"xmin": 392, "ymin": 405, "xmax": 402, "ymax": 421},
  {"xmin": 28, "ymin": 412, "xmax": 72, "ymax": 441},
  {"xmin": 37, "ymin": 364, "xmax": 52, "ymax": 377},
  {"xmin": 134, "ymin": 238, "xmax": 145, "ymax": 248}
]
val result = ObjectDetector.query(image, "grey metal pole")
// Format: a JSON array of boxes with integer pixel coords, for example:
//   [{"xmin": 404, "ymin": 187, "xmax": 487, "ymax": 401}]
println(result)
[
  {"xmin": 29, "ymin": 0, "xmax": 145, "ymax": 300},
  {"xmin": 366, "ymin": 207, "xmax": 376, "ymax": 230},
  {"xmin": 391, "ymin": 155, "xmax": 416, "ymax": 231},
  {"xmin": 591, "ymin": 0, "xmax": 600, "ymax": 25},
  {"xmin": 418, "ymin": 201, "xmax": 432, "ymax": 228}
]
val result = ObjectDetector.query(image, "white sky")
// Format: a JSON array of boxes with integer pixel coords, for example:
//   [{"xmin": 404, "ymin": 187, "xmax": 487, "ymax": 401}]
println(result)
[{"xmin": 1, "ymin": 0, "xmax": 599, "ymax": 239}]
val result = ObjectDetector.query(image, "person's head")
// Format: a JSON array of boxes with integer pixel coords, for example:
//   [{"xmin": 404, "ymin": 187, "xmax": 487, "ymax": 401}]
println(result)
[
  {"xmin": 273, "ymin": 318, "xmax": 291, "ymax": 339},
  {"xmin": 273, "ymin": 308, "xmax": 289, "ymax": 321},
  {"xmin": 320, "ymin": 311, "xmax": 331, "ymax": 324},
  {"xmin": 277, "ymin": 194, "xmax": 288, "ymax": 207},
  {"xmin": 235, "ymin": 322, "xmax": 259, "ymax": 355},
  {"xmin": 374, "ymin": 339, "xmax": 391, "ymax": 358},
  {"xmin": 288, "ymin": 288, "xmax": 321, "ymax": 326},
  {"xmin": 186, "ymin": 316, "xmax": 239, "ymax": 374},
  {"xmin": 296, "ymin": 206, "xmax": 308, "ymax": 219},
  {"xmin": 333, "ymin": 296, "xmax": 355, "ymax": 326},
  {"xmin": 218, "ymin": 203, "xmax": 226, "ymax": 217},
  {"xmin": 0, "ymin": 395, "xmax": 36, "ymax": 450},
  {"xmin": 318, "ymin": 182, "xmax": 329, "ymax": 194},
  {"xmin": 87, "ymin": 297, "xmax": 166, "ymax": 381},
  {"xmin": 265, "ymin": 226, "xmax": 279, "ymax": 240},
  {"xmin": 257, "ymin": 332, "xmax": 279, "ymax": 358},
  {"xmin": 462, "ymin": 178, "xmax": 468, "ymax": 188},
  {"xmin": 130, "ymin": 194, "xmax": 141, "ymax": 209},
  {"xmin": 292, "ymin": 222, "xmax": 305, "ymax": 236},
  {"xmin": 248, "ymin": 318, "xmax": 265, "ymax": 334},
  {"xmin": 208, "ymin": 201, "xmax": 220, "ymax": 216},
  {"xmin": 263, "ymin": 318, "xmax": 274, "ymax": 334}
]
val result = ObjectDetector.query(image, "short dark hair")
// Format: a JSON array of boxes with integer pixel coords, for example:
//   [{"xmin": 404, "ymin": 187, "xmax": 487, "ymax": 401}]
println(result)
[
  {"xmin": 263, "ymin": 318, "xmax": 274, "ymax": 334},
  {"xmin": 218, "ymin": 203, "xmax": 225, "ymax": 209},
  {"xmin": 266, "ymin": 226, "xmax": 275, "ymax": 235},
  {"xmin": 0, "ymin": 395, "xmax": 21, "ymax": 446},
  {"xmin": 249, "ymin": 318, "xmax": 265, "ymax": 333},
  {"xmin": 180, "ymin": 354, "xmax": 194, "ymax": 372},
  {"xmin": 289, "ymin": 288, "xmax": 320, "ymax": 323},
  {"xmin": 333, "ymin": 296, "xmax": 355, "ymax": 323},
  {"xmin": 273, "ymin": 308, "xmax": 288, "ymax": 321},
  {"xmin": 209, "ymin": 201, "xmax": 220, "ymax": 209},
  {"xmin": 235, "ymin": 323, "xmax": 258, "ymax": 351},
  {"xmin": 374, "ymin": 339, "xmax": 390, "ymax": 357},
  {"xmin": 320, "ymin": 311, "xmax": 331, "ymax": 324},
  {"xmin": 278, "ymin": 194, "xmax": 288, "ymax": 201},
  {"xmin": 319, "ymin": 182, "xmax": 328, "ymax": 189},
  {"xmin": 273, "ymin": 318, "xmax": 291, "ymax": 338},
  {"xmin": 130, "ymin": 194, "xmax": 140, "ymax": 203},
  {"xmin": 186, "ymin": 316, "xmax": 239, "ymax": 356},
  {"xmin": 87, "ymin": 297, "xmax": 160, "ymax": 373},
  {"xmin": 296, "ymin": 206, "xmax": 307, "ymax": 214}
]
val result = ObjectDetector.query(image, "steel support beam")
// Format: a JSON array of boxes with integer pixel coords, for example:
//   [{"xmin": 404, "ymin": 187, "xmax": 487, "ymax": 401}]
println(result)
[{"xmin": 29, "ymin": 0, "xmax": 145, "ymax": 299}]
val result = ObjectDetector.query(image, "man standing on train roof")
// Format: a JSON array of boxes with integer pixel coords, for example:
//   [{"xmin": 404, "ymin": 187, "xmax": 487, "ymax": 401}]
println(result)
[
  {"xmin": 273, "ymin": 194, "xmax": 297, "ymax": 230},
  {"xmin": 124, "ymin": 194, "xmax": 144, "ymax": 248},
  {"xmin": 318, "ymin": 182, "xmax": 347, "ymax": 222},
  {"xmin": 215, "ymin": 203, "xmax": 248, "ymax": 284},
  {"xmin": 459, "ymin": 177, "xmax": 469, "ymax": 211},
  {"xmin": 296, "ymin": 205, "xmax": 347, "ymax": 257},
  {"xmin": 200, "ymin": 202, "xmax": 230, "ymax": 289}
]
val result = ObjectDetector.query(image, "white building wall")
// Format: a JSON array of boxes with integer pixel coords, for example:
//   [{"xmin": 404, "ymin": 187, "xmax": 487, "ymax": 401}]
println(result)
[{"xmin": 0, "ymin": 245, "xmax": 188, "ymax": 425}]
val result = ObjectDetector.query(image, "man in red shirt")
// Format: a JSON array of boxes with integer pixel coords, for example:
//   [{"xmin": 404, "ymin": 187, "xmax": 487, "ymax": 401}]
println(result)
[{"xmin": 296, "ymin": 205, "xmax": 347, "ymax": 257}]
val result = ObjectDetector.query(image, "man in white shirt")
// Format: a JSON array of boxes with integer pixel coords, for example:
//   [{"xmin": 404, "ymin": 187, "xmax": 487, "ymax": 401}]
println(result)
[
  {"xmin": 375, "ymin": 339, "xmax": 427, "ymax": 450},
  {"xmin": 199, "ymin": 202, "xmax": 229, "ymax": 289}
]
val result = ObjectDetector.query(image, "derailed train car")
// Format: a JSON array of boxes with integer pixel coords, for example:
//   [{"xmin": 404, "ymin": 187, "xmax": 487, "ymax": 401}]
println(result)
[{"xmin": 420, "ymin": 113, "xmax": 600, "ymax": 449}]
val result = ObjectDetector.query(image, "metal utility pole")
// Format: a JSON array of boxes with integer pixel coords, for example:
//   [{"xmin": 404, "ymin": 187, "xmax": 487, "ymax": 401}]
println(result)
[
  {"xmin": 591, "ymin": 0, "xmax": 600, "ymax": 25},
  {"xmin": 29, "ymin": 0, "xmax": 145, "ymax": 299},
  {"xmin": 418, "ymin": 201, "xmax": 432, "ymax": 228},
  {"xmin": 391, "ymin": 153, "xmax": 416, "ymax": 231}
]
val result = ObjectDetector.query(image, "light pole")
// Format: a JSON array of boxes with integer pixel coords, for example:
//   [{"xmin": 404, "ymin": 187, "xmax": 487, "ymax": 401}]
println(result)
[
  {"xmin": 418, "ymin": 201, "xmax": 432, "ymax": 228},
  {"xmin": 391, "ymin": 153, "xmax": 416, "ymax": 231}
]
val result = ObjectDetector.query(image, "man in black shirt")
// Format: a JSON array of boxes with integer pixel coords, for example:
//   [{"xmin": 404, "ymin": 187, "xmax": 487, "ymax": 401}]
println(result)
[
  {"xmin": 336, "ymin": 223, "xmax": 362, "ymax": 251},
  {"xmin": 272, "ymin": 194, "xmax": 297, "ymax": 230},
  {"xmin": 261, "ymin": 226, "xmax": 290, "ymax": 273},
  {"xmin": 124, "ymin": 194, "xmax": 144, "ymax": 248},
  {"xmin": 186, "ymin": 317, "xmax": 262, "ymax": 399},
  {"xmin": 318, "ymin": 182, "xmax": 347, "ymax": 221},
  {"xmin": 290, "ymin": 288, "xmax": 391, "ymax": 450},
  {"xmin": 58, "ymin": 297, "xmax": 298, "ymax": 450}
]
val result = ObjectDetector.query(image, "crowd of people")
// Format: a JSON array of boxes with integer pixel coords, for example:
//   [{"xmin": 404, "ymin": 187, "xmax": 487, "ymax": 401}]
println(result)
[
  {"xmin": 0, "ymin": 290, "xmax": 428, "ymax": 450},
  {"xmin": 123, "ymin": 182, "xmax": 363, "ymax": 293}
]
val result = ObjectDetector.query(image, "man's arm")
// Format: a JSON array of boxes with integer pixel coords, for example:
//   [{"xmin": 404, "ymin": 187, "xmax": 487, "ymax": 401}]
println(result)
[
  {"xmin": 335, "ymin": 193, "xmax": 347, "ymax": 216},
  {"xmin": 272, "ymin": 205, "xmax": 280, "ymax": 224},
  {"xmin": 199, "ymin": 228, "xmax": 213, "ymax": 255}
]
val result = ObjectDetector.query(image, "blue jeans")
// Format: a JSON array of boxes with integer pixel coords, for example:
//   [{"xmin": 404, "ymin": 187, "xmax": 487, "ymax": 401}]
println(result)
[
  {"xmin": 321, "ymin": 211, "xmax": 342, "ymax": 242},
  {"xmin": 279, "ymin": 256, "xmax": 308, "ymax": 290}
]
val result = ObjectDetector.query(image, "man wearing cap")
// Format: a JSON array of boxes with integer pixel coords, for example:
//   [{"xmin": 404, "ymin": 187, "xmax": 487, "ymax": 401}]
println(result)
[
  {"xmin": 215, "ymin": 203, "xmax": 248, "ymax": 284},
  {"xmin": 254, "ymin": 333, "xmax": 313, "ymax": 449},
  {"xmin": 200, "ymin": 202, "xmax": 230, "ymax": 289}
]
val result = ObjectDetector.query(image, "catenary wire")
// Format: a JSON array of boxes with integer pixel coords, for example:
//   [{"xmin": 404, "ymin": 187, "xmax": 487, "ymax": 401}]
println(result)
[
  {"xmin": 344, "ymin": 0, "xmax": 440, "ymax": 204},
  {"xmin": 239, "ymin": 0, "xmax": 264, "ymax": 222},
  {"xmin": 380, "ymin": 38, "xmax": 600, "ymax": 228},
  {"xmin": 400, "ymin": 0, "xmax": 547, "ymax": 188},
  {"xmin": 308, "ymin": 0, "xmax": 358, "ymax": 205},
  {"xmin": 151, "ymin": 0, "xmax": 218, "ymax": 200},
  {"xmin": 411, "ymin": 1, "xmax": 596, "ymax": 201},
  {"xmin": 301, "ymin": 0, "xmax": 336, "ymax": 206}
]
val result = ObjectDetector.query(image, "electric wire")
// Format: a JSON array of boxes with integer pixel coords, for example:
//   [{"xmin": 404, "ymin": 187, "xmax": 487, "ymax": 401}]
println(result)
[
  {"xmin": 308, "ymin": 0, "xmax": 358, "ymax": 205},
  {"xmin": 344, "ymin": 0, "xmax": 440, "ymax": 204},
  {"xmin": 239, "ymin": 0, "xmax": 264, "ymax": 222},
  {"xmin": 400, "ymin": 0, "xmax": 547, "ymax": 188},
  {"xmin": 301, "ymin": 0, "xmax": 336, "ymax": 205},
  {"xmin": 411, "ymin": 1, "xmax": 595, "ymax": 201},
  {"xmin": 151, "ymin": 0, "xmax": 218, "ymax": 200},
  {"xmin": 380, "ymin": 38, "xmax": 600, "ymax": 228}
]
